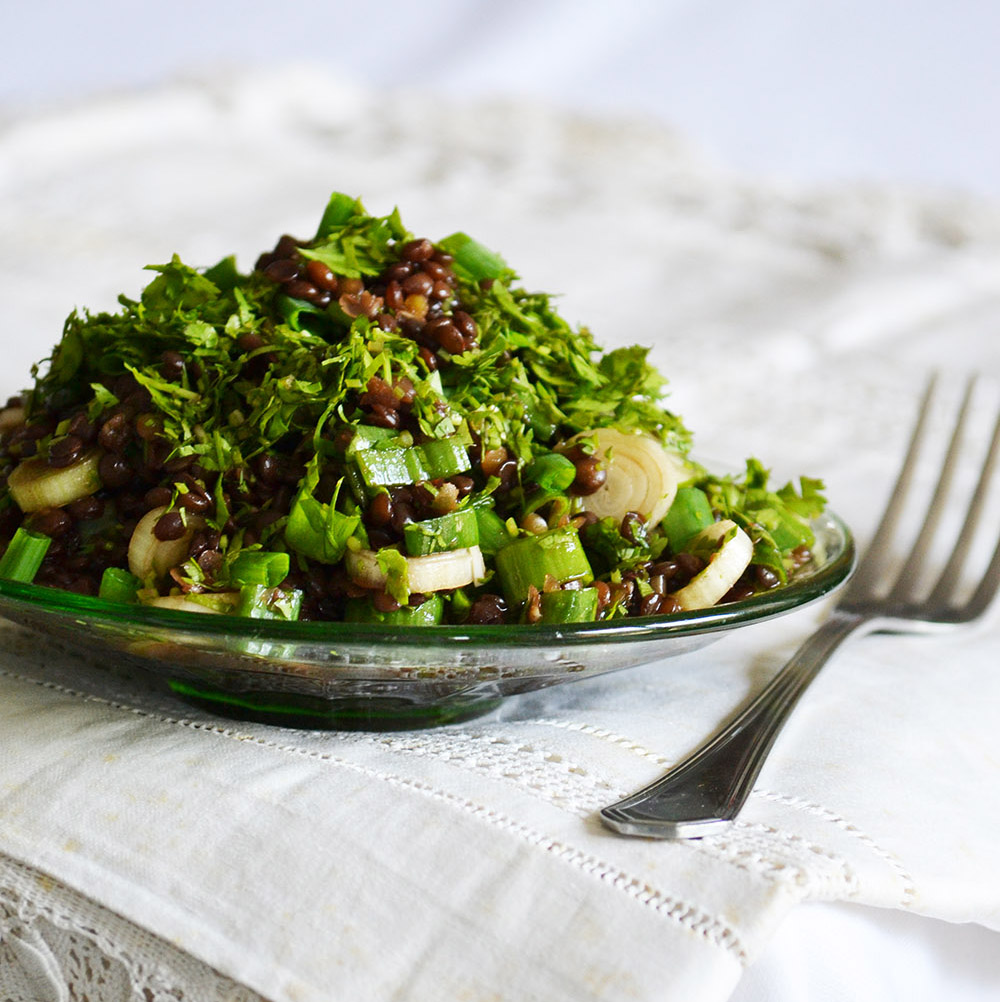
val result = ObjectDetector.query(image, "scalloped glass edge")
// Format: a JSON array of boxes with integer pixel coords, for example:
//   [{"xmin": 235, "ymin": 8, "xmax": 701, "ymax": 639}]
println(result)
[{"xmin": 0, "ymin": 510, "xmax": 854, "ymax": 649}]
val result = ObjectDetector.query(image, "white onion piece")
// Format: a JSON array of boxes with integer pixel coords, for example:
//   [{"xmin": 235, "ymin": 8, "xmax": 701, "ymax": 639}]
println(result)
[
  {"xmin": 573, "ymin": 429, "xmax": 686, "ymax": 526},
  {"xmin": 144, "ymin": 594, "xmax": 227, "ymax": 614},
  {"xmin": 128, "ymin": 505, "xmax": 205, "ymax": 582},
  {"xmin": 7, "ymin": 450, "xmax": 102, "ymax": 513},
  {"xmin": 347, "ymin": 545, "xmax": 487, "ymax": 594},
  {"xmin": 671, "ymin": 519, "xmax": 754, "ymax": 611}
]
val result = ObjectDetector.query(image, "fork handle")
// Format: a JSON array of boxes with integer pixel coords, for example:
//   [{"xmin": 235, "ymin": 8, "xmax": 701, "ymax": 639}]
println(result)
[{"xmin": 600, "ymin": 610, "xmax": 872, "ymax": 838}]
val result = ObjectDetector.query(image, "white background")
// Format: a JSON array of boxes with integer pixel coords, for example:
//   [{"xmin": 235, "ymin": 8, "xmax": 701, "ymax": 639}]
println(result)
[{"xmin": 4, "ymin": 0, "xmax": 1000, "ymax": 201}]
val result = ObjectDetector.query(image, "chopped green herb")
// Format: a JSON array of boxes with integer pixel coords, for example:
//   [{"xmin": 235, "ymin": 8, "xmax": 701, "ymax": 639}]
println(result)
[{"xmin": 0, "ymin": 192, "xmax": 828, "ymax": 623}]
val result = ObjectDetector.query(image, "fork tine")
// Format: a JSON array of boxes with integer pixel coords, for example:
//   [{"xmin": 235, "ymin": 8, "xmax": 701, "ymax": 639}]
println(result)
[
  {"xmin": 883, "ymin": 376, "xmax": 977, "ymax": 602},
  {"xmin": 926, "ymin": 389, "xmax": 1000, "ymax": 612},
  {"xmin": 848, "ymin": 374, "xmax": 938, "ymax": 599}
]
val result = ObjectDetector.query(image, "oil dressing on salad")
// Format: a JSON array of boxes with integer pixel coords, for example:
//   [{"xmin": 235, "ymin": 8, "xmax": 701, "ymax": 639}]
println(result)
[{"xmin": 0, "ymin": 193, "xmax": 826, "ymax": 627}]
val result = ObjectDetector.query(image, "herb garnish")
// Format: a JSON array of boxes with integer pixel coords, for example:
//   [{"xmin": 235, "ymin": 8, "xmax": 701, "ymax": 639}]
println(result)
[{"xmin": 0, "ymin": 192, "xmax": 825, "ymax": 624}]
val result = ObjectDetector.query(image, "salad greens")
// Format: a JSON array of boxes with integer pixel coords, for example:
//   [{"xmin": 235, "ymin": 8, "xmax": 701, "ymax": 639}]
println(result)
[{"xmin": 0, "ymin": 192, "xmax": 826, "ymax": 626}]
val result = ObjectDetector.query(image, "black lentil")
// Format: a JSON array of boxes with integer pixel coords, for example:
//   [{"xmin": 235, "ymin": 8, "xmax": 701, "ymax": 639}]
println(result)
[
  {"xmin": 154, "ymin": 510, "xmax": 187, "ymax": 542},
  {"xmin": 98, "ymin": 453, "xmax": 132, "ymax": 489},
  {"xmin": 48, "ymin": 435, "xmax": 84, "ymax": 468},
  {"xmin": 467, "ymin": 594, "xmax": 507, "ymax": 625}
]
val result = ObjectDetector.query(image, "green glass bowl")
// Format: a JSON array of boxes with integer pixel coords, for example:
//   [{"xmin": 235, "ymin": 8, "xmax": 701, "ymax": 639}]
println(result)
[{"xmin": 0, "ymin": 511, "xmax": 854, "ymax": 730}]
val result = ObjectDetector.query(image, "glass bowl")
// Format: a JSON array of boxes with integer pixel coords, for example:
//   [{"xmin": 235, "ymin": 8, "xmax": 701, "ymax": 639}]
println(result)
[{"xmin": 0, "ymin": 511, "xmax": 853, "ymax": 730}]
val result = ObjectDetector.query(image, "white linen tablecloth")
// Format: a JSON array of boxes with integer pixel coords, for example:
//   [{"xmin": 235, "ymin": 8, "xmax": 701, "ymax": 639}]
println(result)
[{"xmin": 1, "ymin": 68, "xmax": 999, "ymax": 1001}]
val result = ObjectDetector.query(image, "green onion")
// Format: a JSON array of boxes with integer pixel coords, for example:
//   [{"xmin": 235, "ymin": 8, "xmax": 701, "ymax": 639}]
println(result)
[
  {"xmin": 236, "ymin": 584, "xmax": 303, "ymax": 620},
  {"xmin": 353, "ymin": 447, "xmax": 415, "ymax": 488},
  {"xmin": 447, "ymin": 587, "xmax": 472, "ymax": 621},
  {"xmin": 537, "ymin": 587, "xmax": 599, "ymax": 624},
  {"xmin": 523, "ymin": 451, "xmax": 576, "ymax": 515},
  {"xmin": 353, "ymin": 437, "xmax": 470, "ymax": 489},
  {"xmin": 342, "ymin": 425, "xmax": 399, "ymax": 457},
  {"xmin": 494, "ymin": 528, "xmax": 594, "ymax": 605},
  {"xmin": 343, "ymin": 592, "xmax": 444, "ymax": 626},
  {"xmin": 276, "ymin": 294, "xmax": 332, "ymax": 335},
  {"xmin": 98, "ymin": 567, "xmax": 141, "ymax": 604},
  {"xmin": 416, "ymin": 438, "xmax": 471, "ymax": 479},
  {"xmin": 229, "ymin": 550, "xmax": 290, "ymax": 587},
  {"xmin": 662, "ymin": 487, "xmax": 716, "ymax": 552},
  {"xmin": 0, "ymin": 528, "xmax": 51, "ymax": 583},
  {"xmin": 524, "ymin": 452, "xmax": 576, "ymax": 493},
  {"xmin": 473, "ymin": 506, "xmax": 512, "ymax": 556},
  {"xmin": 436, "ymin": 232, "xmax": 509, "ymax": 282},
  {"xmin": 403, "ymin": 509, "xmax": 479, "ymax": 556}
]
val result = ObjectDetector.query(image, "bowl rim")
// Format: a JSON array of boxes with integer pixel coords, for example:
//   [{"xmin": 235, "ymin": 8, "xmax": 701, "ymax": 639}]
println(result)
[{"xmin": 0, "ymin": 510, "xmax": 855, "ymax": 649}]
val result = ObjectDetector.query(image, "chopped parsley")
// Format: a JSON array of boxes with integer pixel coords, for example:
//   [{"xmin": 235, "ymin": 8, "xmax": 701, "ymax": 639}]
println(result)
[{"xmin": 0, "ymin": 192, "xmax": 826, "ymax": 624}]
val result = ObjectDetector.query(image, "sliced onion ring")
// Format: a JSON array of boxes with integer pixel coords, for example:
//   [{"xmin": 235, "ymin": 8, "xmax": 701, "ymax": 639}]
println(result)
[
  {"xmin": 346, "ymin": 545, "xmax": 487, "ymax": 594},
  {"xmin": 671, "ymin": 519, "xmax": 754, "ymax": 611},
  {"xmin": 571, "ymin": 429, "xmax": 686, "ymax": 526},
  {"xmin": 7, "ymin": 449, "xmax": 102, "ymax": 513},
  {"xmin": 128, "ymin": 505, "xmax": 205, "ymax": 582}
]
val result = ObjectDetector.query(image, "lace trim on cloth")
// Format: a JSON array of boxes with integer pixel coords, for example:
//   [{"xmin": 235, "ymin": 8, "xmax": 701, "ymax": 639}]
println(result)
[{"xmin": 0, "ymin": 851, "xmax": 268, "ymax": 1002}]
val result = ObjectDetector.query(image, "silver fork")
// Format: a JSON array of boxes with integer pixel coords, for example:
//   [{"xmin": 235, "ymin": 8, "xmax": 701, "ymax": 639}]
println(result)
[{"xmin": 601, "ymin": 375, "xmax": 1000, "ymax": 839}]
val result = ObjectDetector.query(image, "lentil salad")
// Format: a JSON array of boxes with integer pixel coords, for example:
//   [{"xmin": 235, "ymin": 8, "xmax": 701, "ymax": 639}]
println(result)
[{"xmin": 0, "ymin": 192, "xmax": 826, "ymax": 627}]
